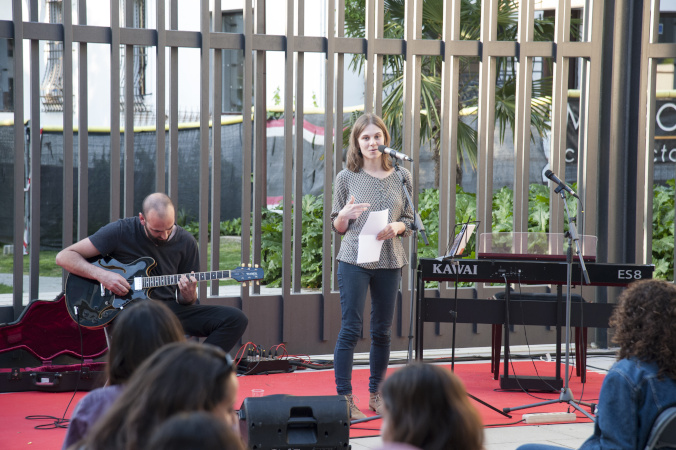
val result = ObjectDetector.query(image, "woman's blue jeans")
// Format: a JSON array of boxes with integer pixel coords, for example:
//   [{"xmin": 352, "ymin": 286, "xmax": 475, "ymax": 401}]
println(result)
[{"xmin": 334, "ymin": 261, "xmax": 402, "ymax": 395}]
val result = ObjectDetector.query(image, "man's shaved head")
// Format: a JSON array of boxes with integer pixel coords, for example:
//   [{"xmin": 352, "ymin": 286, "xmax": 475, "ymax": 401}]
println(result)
[{"xmin": 142, "ymin": 193, "xmax": 174, "ymax": 219}]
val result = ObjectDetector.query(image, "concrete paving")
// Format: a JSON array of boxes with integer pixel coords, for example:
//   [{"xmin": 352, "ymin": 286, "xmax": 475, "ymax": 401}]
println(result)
[{"xmin": 0, "ymin": 274, "xmax": 65, "ymax": 306}]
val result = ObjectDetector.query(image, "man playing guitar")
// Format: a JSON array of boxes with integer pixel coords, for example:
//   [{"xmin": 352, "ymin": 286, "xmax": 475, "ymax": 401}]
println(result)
[{"xmin": 56, "ymin": 192, "xmax": 248, "ymax": 353}]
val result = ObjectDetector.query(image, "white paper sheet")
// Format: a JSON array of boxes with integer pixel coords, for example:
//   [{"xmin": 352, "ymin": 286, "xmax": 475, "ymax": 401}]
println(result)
[{"xmin": 357, "ymin": 209, "xmax": 389, "ymax": 264}]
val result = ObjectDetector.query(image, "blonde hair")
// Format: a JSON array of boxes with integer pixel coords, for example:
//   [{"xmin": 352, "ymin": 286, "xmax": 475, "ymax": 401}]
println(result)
[{"xmin": 346, "ymin": 113, "xmax": 392, "ymax": 172}]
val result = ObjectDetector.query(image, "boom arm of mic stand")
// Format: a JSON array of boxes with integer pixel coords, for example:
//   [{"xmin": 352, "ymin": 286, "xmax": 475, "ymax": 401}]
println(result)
[
  {"xmin": 413, "ymin": 212, "xmax": 429, "ymax": 246},
  {"xmin": 392, "ymin": 161, "xmax": 428, "ymax": 246},
  {"xmin": 561, "ymin": 192, "xmax": 590, "ymax": 285}
]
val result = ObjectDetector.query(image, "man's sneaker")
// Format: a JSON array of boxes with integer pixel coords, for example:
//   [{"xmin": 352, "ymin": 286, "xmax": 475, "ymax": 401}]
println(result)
[{"xmin": 346, "ymin": 394, "xmax": 367, "ymax": 420}]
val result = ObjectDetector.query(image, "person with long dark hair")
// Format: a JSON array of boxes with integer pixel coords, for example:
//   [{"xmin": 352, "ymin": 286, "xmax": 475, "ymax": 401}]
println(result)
[
  {"xmin": 331, "ymin": 113, "xmax": 414, "ymax": 419},
  {"xmin": 378, "ymin": 363, "xmax": 484, "ymax": 450},
  {"xmin": 518, "ymin": 279, "xmax": 676, "ymax": 449},
  {"xmin": 62, "ymin": 300, "xmax": 186, "ymax": 449},
  {"xmin": 73, "ymin": 342, "xmax": 240, "ymax": 450}
]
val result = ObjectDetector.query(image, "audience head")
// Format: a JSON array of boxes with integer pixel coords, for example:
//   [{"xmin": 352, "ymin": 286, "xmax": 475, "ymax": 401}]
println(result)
[
  {"xmin": 347, "ymin": 113, "xmax": 392, "ymax": 172},
  {"xmin": 147, "ymin": 411, "xmax": 245, "ymax": 450},
  {"xmin": 380, "ymin": 363, "xmax": 484, "ymax": 450},
  {"xmin": 82, "ymin": 341, "xmax": 239, "ymax": 450},
  {"xmin": 107, "ymin": 300, "xmax": 185, "ymax": 385},
  {"xmin": 610, "ymin": 279, "xmax": 676, "ymax": 379}
]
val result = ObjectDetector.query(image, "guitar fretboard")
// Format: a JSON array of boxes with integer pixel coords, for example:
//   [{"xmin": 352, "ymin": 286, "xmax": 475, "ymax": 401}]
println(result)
[{"xmin": 141, "ymin": 270, "xmax": 231, "ymax": 289}]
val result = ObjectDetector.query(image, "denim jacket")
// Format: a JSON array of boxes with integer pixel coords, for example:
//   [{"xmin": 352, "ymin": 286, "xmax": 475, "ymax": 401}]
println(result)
[{"xmin": 580, "ymin": 357, "xmax": 676, "ymax": 450}]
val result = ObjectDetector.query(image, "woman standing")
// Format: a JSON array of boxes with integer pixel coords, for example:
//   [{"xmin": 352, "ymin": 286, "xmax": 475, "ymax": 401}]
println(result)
[{"xmin": 331, "ymin": 113, "xmax": 414, "ymax": 419}]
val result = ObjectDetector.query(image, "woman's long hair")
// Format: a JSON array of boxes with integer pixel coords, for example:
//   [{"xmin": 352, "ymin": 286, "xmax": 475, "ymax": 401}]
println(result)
[
  {"xmin": 346, "ymin": 113, "xmax": 392, "ymax": 172},
  {"xmin": 81, "ymin": 342, "xmax": 236, "ymax": 450},
  {"xmin": 107, "ymin": 300, "xmax": 185, "ymax": 385},
  {"xmin": 381, "ymin": 363, "xmax": 484, "ymax": 450},
  {"xmin": 610, "ymin": 279, "xmax": 676, "ymax": 379}
]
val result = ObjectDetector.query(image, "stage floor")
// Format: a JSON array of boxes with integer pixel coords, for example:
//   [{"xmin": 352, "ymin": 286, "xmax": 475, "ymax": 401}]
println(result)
[{"xmin": 0, "ymin": 347, "xmax": 615, "ymax": 450}]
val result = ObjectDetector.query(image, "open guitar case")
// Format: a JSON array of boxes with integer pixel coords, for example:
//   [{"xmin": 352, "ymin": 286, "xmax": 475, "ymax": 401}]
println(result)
[{"xmin": 0, "ymin": 293, "xmax": 108, "ymax": 392}]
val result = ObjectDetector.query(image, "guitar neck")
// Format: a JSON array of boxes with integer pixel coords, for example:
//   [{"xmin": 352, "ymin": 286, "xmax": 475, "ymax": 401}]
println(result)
[{"xmin": 140, "ymin": 270, "xmax": 232, "ymax": 289}]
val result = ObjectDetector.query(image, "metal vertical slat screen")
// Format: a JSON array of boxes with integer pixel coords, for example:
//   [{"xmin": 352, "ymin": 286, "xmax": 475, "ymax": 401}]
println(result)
[
  {"xmin": 577, "ymin": 0, "xmax": 604, "ymax": 247},
  {"xmin": 168, "ymin": 0, "xmax": 178, "ymax": 203},
  {"xmin": 1, "ymin": 0, "xmax": 664, "ymax": 354},
  {"xmin": 437, "ymin": 0, "xmax": 461, "ymax": 300},
  {"xmin": 28, "ymin": 0, "xmax": 40, "ymax": 301},
  {"xmin": 637, "ymin": 0, "xmax": 659, "ymax": 266},
  {"xmin": 548, "ymin": 0, "xmax": 572, "ymax": 237},
  {"xmin": 62, "ymin": 0, "xmax": 73, "ymax": 262},
  {"xmin": 155, "ymin": 0, "xmax": 165, "ymax": 193},
  {"xmin": 293, "ymin": 0, "xmax": 305, "ymax": 294},
  {"xmin": 322, "ymin": 0, "xmax": 337, "ymax": 341},
  {"xmin": 210, "ymin": 0, "xmax": 223, "ymax": 296},
  {"xmin": 251, "ymin": 0, "xmax": 265, "ymax": 301},
  {"xmin": 197, "ymin": 0, "xmax": 209, "ymax": 300},
  {"xmin": 11, "ymin": 0, "xmax": 25, "ymax": 317},
  {"xmin": 124, "ymin": 1, "xmax": 134, "ymax": 218},
  {"xmin": 513, "ymin": 0, "xmax": 535, "ymax": 233},
  {"xmin": 110, "ymin": 0, "xmax": 121, "ymax": 221},
  {"xmin": 476, "ymin": 0, "xmax": 499, "ymax": 251},
  {"xmin": 331, "ymin": 0, "xmax": 345, "ymax": 295},
  {"xmin": 122, "ymin": 0, "xmax": 136, "ymax": 217},
  {"xmin": 77, "ymin": 0, "xmax": 89, "ymax": 242},
  {"xmin": 238, "ymin": 0, "xmax": 255, "ymax": 341},
  {"xmin": 281, "ymin": 0, "xmax": 295, "ymax": 342}
]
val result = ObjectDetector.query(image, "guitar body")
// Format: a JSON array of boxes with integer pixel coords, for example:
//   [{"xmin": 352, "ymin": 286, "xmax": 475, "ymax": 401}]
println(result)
[
  {"xmin": 65, "ymin": 257, "xmax": 156, "ymax": 329},
  {"xmin": 65, "ymin": 257, "xmax": 264, "ymax": 329}
]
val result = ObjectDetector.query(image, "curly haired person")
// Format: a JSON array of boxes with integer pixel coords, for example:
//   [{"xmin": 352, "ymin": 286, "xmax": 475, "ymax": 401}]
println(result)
[{"xmin": 518, "ymin": 279, "xmax": 676, "ymax": 449}]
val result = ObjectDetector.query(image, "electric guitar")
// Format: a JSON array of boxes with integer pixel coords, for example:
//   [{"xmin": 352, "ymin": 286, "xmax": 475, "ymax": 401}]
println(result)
[{"xmin": 64, "ymin": 256, "xmax": 264, "ymax": 329}]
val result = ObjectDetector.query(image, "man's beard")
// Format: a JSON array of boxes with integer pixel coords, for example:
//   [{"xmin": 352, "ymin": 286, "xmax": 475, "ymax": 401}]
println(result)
[
  {"xmin": 144, "ymin": 224, "xmax": 171, "ymax": 247},
  {"xmin": 149, "ymin": 235, "xmax": 169, "ymax": 247}
]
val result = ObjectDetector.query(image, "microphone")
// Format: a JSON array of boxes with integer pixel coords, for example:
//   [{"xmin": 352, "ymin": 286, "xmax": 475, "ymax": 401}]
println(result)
[
  {"xmin": 378, "ymin": 145, "xmax": 413, "ymax": 162},
  {"xmin": 545, "ymin": 170, "xmax": 578, "ymax": 198}
]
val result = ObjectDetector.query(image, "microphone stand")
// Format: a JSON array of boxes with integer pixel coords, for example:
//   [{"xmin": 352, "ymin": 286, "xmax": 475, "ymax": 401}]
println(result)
[
  {"xmin": 502, "ymin": 187, "xmax": 595, "ymax": 421},
  {"xmin": 389, "ymin": 159, "xmax": 429, "ymax": 364}
]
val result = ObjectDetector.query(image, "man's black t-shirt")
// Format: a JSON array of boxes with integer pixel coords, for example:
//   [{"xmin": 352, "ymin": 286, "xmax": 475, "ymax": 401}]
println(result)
[{"xmin": 89, "ymin": 217, "xmax": 199, "ymax": 302}]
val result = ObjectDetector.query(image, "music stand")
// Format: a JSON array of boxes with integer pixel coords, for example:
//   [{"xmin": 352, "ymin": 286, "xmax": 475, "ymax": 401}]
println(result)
[
  {"xmin": 502, "ymin": 186, "xmax": 595, "ymax": 421},
  {"xmin": 438, "ymin": 219, "xmax": 478, "ymax": 372},
  {"xmin": 436, "ymin": 221, "xmax": 511, "ymax": 418}
]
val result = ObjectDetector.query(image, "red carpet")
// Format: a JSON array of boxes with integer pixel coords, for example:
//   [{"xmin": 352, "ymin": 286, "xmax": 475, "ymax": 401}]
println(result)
[{"xmin": 0, "ymin": 361, "xmax": 604, "ymax": 448}]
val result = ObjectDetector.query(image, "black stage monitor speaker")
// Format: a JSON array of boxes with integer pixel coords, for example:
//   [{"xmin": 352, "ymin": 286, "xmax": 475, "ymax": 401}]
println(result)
[{"xmin": 238, "ymin": 394, "xmax": 351, "ymax": 450}]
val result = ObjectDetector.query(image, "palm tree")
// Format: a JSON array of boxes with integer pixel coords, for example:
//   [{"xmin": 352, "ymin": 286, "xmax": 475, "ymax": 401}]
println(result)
[{"xmin": 344, "ymin": 0, "xmax": 556, "ymax": 187}]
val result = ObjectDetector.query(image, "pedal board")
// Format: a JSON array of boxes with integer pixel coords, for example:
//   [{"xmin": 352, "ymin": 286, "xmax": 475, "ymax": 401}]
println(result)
[{"xmin": 237, "ymin": 359, "xmax": 295, "ymax": 375}]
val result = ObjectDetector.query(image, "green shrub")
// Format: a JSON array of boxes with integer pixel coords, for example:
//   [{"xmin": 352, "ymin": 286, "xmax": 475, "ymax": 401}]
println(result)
[
  {"xmin": 653, "ymin": 180, "xmax": 675, "ymax": 280},
  {"xmin": 221, "ymin": 218, "xmax": 242, "ymax": 236}
]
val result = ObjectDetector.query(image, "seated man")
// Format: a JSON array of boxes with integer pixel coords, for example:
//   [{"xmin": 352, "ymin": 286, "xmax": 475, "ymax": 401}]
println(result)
[{"xmin": 56, "ymin": 192, "xmax": 248, "ymax": 353}]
